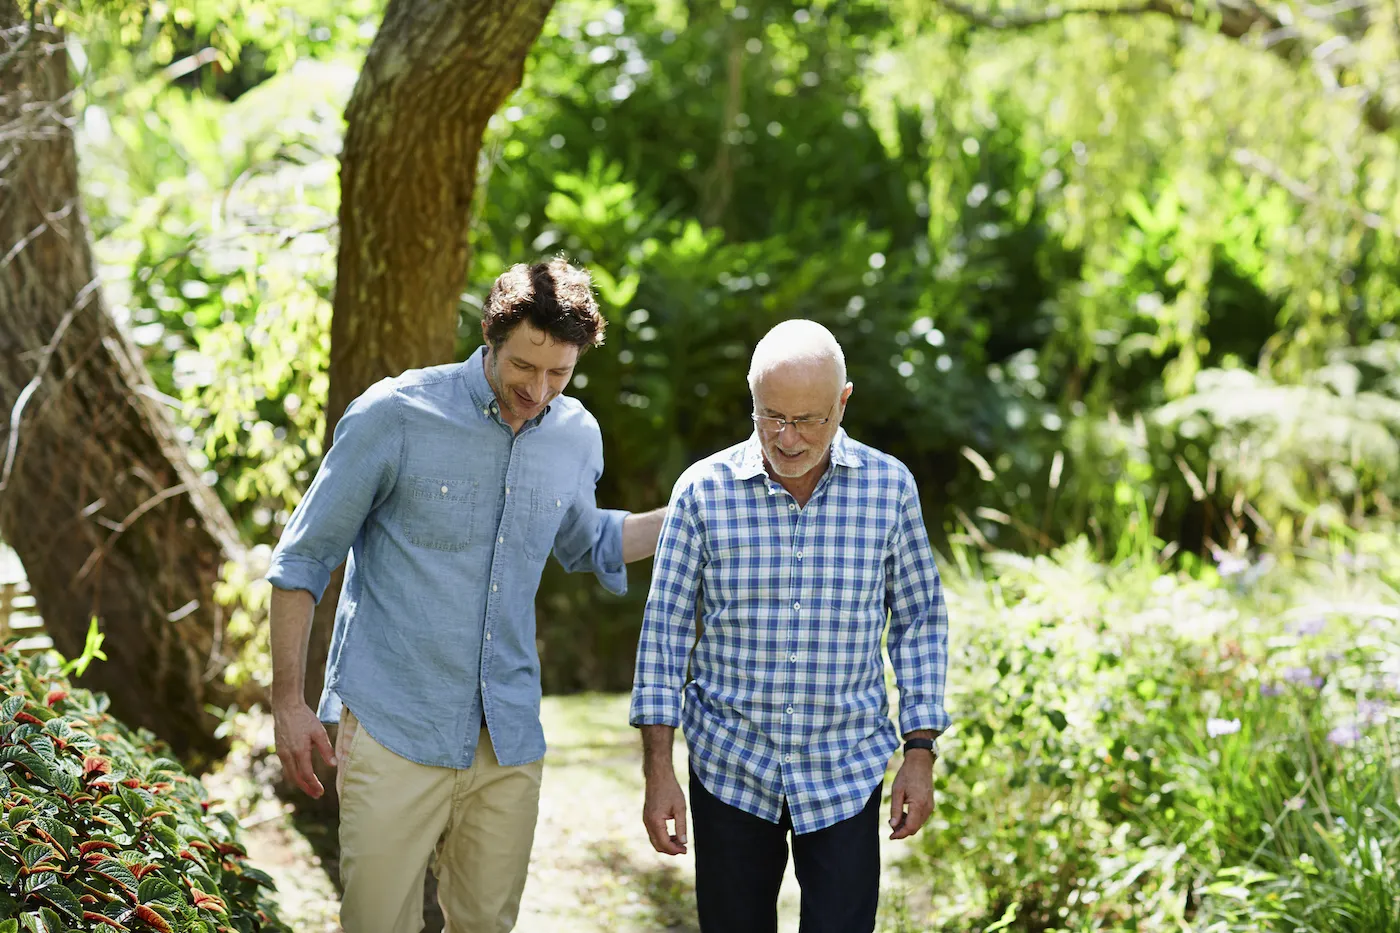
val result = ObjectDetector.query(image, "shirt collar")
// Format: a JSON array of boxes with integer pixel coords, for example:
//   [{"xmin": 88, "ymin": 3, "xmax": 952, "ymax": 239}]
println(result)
[
  {"xmin": 728, "ymin": 428, "xmax": 863, "ymax": 480},
  {"xmin": 465, "ymin": 345, "xmax": 495, "ymax": 419},
  {"xmin": 831, "ymin": 429, "xmax": 863, "ymax": 468}
]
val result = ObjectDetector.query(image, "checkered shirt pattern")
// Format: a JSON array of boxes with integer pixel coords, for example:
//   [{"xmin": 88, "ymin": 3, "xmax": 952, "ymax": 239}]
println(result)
[{"xmin": 629, "ymin": 430, "xmax": 950, "ymax": 834}]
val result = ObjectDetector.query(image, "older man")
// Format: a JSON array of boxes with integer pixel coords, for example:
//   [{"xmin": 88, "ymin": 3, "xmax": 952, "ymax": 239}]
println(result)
[{"xmin": 629, "ymin": 319, "xmax": 951, "ymax": 933}]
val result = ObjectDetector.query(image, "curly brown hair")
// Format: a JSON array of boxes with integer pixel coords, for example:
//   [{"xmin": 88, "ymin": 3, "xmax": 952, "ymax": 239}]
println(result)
[{"xmin": 481, "ymin": 258, "xmax": 607, "ymax": 350}]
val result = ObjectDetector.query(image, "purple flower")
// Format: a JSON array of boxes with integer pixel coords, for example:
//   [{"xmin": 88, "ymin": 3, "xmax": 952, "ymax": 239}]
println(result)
[
  {"xmin": 1207, "ymin": 718, "xmax": 1242, "ymax": 737},
  {"xmin": 1217, "ymin": 555, "xmax": 1249, "ymax": 578},
  {"xmin": 1328, "ymin": 723, "xmax": 1362, "ymax": 746},
  {"xmin": 1280, "ymin": 666, "xmax": 1325, "ymax": 688},
  {"xmin": 1260, "ymin": 683, "xmax": 1284, "ymax": 697},
  {"xmin": 1358, "ymin": 700, "xmax": 1390, "ymax": 725},
  {"xmin": 1291, "ymin": 616, "xmax": 1327, "ymax": 637}
]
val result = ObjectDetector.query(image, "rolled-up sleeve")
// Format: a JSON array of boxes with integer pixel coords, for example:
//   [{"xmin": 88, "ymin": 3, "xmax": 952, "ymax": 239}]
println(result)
[
  {"xmin": 551, "ymin": 426, "xmax": 627, "ymax": 595},
  {"xmin": 629, "ymin": 482, "xmax": 704, "ymax": 728},
  {"xmin": 885, "ymin": 475, "xmax": 951, "ymax": 737},
  {"xmin": 265, "ymin": 383, "xmax": 402, "ymax": 603}
]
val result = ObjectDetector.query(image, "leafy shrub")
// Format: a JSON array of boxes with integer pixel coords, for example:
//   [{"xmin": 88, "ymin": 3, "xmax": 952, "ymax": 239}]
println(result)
[
  {"xmin": 0, "ymin": 646, "xmax": 288, "ymax": 933},
  {"xmin": 914, "ymin": 537, "xmax": 1400, "ymax": 932}
]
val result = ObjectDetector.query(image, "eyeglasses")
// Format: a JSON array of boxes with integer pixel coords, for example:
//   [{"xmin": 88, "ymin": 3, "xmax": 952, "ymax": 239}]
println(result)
[{"xmin": 751, "ymin": 408, "xmax": 834, "ymax": 435}]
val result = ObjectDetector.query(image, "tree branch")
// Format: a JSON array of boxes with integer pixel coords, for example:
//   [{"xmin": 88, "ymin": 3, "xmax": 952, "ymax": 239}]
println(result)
[
  {"xmin": 0, "ymin": 18, "xmax": 33, "ymax": 73},
  {"xmin": 934, "ymin": 0, "xmax": 1397, "ymax": 134},
  {"xmin": 934, "ymin": 0, "xmax": 1286, "ymax": 40},
  {"xmin": 1231, "ymin": 147, "xmax": 1397, "ymax": 235},
  {"xmin": 76, "ymin": 482, "xmax": 193, "ymax": 581},
  {"xmin": 0, "ymin": 275, "xmax": 100, "ymax": 494}
]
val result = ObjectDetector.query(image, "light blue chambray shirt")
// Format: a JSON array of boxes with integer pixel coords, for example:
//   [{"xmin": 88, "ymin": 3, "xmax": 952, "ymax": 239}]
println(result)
[
  {"xmin": 266, "ymin": 346, "xmax": 627, "ymax": 769},
  {"xmin": 629, "ymin": 430, "xmax": 950, "ymax": 834}
]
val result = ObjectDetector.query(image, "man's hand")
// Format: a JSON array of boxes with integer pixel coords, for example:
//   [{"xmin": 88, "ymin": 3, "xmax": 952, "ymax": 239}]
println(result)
[
  {"xmin": 642, "ymin": 771, "xmax": 689, "ymax": 855},
  {"xmin": 639, "ymin": 724, "xmax": 687, "ymax": 854},
  {"xmin": 269, "ymin": 586, "xmax": 332, "ymax": 796},
  {"xmin": 274, "ymin": 701, "xmax": 337, "ymax": 798},
  {"xmin": 888, "ymin": 750, "xmax": 935, "ymax": 840}
]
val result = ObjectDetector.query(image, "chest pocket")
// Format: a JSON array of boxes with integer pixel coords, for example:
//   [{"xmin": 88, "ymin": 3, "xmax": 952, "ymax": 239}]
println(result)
[
  {"xmin": 816, "ymin": 549, "xmax": 885, "ymax": 616},
  {"xmin": 704, "ymin": 527, "xmax": 785, "ymax": 603},
  {"xmin": 525, "ymin": 489, "xmax": 574, "ymax": 560},
  {"xmin": 403, "ymin": 476, "xmax": 477, "ymax": 552}
]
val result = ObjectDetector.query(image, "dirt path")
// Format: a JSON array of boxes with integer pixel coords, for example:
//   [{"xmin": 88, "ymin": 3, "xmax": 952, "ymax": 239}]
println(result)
[{"xmin": 206, "ymin": 696, "xmax": 929, "ymax": 932}]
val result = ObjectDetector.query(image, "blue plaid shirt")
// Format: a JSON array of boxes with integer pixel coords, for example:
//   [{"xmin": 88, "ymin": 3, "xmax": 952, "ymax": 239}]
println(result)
[
  {"xmin": 267, "ymin": 346, "xmax": 627, "ymax": 769},
  {"xmin": 629, "ymin": 430, "xmax": 950, "ymax": 834}
]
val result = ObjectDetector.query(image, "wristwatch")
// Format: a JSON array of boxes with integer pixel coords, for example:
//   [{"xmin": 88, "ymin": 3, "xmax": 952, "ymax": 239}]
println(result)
[{"xmin": 903, "ymin": 737, "xmax": 936, "ymax": 754}]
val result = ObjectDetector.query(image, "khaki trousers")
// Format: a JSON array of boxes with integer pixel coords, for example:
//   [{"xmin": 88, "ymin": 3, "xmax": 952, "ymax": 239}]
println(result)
[{"xmin": 336, "ymin": 708, "xmax": 544, "ymax": 933}]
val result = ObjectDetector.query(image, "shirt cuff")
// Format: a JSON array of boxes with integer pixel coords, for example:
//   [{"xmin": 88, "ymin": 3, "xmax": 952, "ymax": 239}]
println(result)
[
  {"xmin": 628, "ymin": 685, "xmax": 681, "ymax": 728},
  {"xmin": 898, "ymin": 701, "xmax": 951, "ymax": 737},
  {"xmin": 593, "ymin": 508, "xmax": 628, "ymax": 596},
  {"xmin": 265, "ymin": 553, "xmax": 335, "ymax": 604}
]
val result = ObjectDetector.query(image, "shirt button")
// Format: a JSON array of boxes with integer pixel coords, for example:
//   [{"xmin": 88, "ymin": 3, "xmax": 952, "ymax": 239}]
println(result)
[
  {"xmin": 790, "ymin": 654, "xmax": 798, "ymax": 662},
  {"xmin": 498, "ymin": 536, "xmax": 504, "ymax": 544},
  {"xmin": 784, "ymin": 753, "xmax": 793, "ymax": 763},
  {"xmin": 789, "ymin": 503, "xmax": 797, "ymax": 510},
  {"xmin": 505, "ymin": 486, "xmax": 510, "ymax": 495},
  {"xmin": 491, "ymin": 583, "xmax": 498, "ymax": 592},
  {"xmin": 555, "ymin": 499, "xmax": 561, "ymax": 508},
  {"xmin": 786, "ymin": 706, "xmax": 794, "ymax": 715},
  {"xmin": 796, "ymin": 551, "xmax": 803, "ymax": 560},
  {"xmin": 486, "ymin": 632, "xmax": 492, "ymax": 641},
  {"xmin": 440, "ymin": 485, "xmax": 448, "ymax": 494},
  {"xmin": 793, "ymin": 601, "xmax": 800, "ymax": 611}
]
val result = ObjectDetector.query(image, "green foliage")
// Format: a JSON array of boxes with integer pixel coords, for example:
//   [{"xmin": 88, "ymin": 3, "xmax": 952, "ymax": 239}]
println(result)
[
  {"xmin": 79, "ymin": 57, "xmax": 349, "ymax": 544},
  {"xmin": 1158, "ymin": 344, "xmax": 1400, "ymax": 542},
  {"xmin": 0, "ymin": 647, "xmax": 288, "ymax": 932},
  {"xmin": 860, "ymin": 0, "xmax": 1400, "ymax": 552},
  {"xmin": 467, "ymin": 0, "xmax": 1400, "ymax": 567},
  {"xmin": 57, "ymin": 619, "xmax": 107, "ymax": 681},
  {"xmin": 912, "ymin": 532, "xmax": 1400, "ymax": 931},
  {"xmin": 28, "ymin": 4, "xmax": 1400, "ymax": 926},
  {"xmin": 61, "ymin": 0, "xmax": 379, "ymax": 104},
  {"xmin": 64, "ymin": 0, "xmax": 1400, "ymax": 690}
]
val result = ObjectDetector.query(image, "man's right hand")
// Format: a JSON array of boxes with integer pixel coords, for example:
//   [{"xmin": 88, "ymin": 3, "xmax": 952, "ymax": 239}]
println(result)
[
  {"xmin": 642, "ymin": 772, "xmax": 689, "ymax": 856},
  {"xmin": 273, "ymin": 701, "xmax": 338, "ymax": 798}
]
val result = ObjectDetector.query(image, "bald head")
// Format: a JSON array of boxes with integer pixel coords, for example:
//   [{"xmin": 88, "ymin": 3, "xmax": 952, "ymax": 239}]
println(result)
[
  {"xmin": 747, "ymin": 320, "xmax": 853, "ymax": 481},
  {"xmin": 747, "ymin": 320, "xmax": 847, "ymax": 395}
]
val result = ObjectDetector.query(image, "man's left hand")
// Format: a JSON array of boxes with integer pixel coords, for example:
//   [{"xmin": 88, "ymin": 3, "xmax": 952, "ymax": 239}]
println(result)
[{"xmin": 888, "ymin": 750, "xmax": 935, "ymax": 840}]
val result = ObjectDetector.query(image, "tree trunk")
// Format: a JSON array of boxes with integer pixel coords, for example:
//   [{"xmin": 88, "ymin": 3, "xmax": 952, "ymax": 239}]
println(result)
[
  {"xmin": 699, "ymin": 28, "xmax": 746, "ymax": 230},
  {"xmin": 0, "ymin": 3, "xmax": 245, "ymax": 760},
  {"xmin": 300, "ymin": 0, "xmax": 556, "ymax": 798}
]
